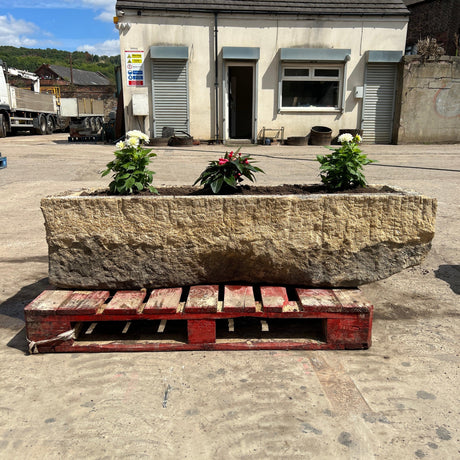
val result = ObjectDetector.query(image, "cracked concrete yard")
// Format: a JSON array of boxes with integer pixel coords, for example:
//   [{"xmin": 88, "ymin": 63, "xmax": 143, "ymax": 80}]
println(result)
[{"xmin": 0, "ymin": 134, "xmax": 459, "ymax": 459}]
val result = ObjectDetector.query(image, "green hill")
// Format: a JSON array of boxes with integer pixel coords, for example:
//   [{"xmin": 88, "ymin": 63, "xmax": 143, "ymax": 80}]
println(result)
[{"xmin": 0, "ymin": 46, "xmax": 120, "ymax": 84}]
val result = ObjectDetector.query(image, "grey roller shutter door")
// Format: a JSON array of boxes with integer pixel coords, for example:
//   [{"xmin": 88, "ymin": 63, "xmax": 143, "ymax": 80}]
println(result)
[
  {"xmin": 362, "ymin": 64, "xmax": 397, "ymax": 144},
  {"xmin": 152, "ymin": 59, "xmax": 189, "ymax": 138}
]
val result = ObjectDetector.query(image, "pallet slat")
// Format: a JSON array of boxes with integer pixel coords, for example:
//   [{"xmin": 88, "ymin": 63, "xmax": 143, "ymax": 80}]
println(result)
[
  {"xmin": 143, "ymin": 288, "xmax": 182, "ymax": 314},
  {"xmin": 296, "ymin": 288, "xmax": 341, "ymax": 312},
  {"xmin": 57, "ymin": 291, "xmax": 110, "ymax": 315},
  {"xmin": 184, "ymin": 285, "xmax": 218, "ymax": 313},
  {"xmin": 24, "ymin": 290, "xmax": 74, "ymax": 314},
  {"xmin": 101, "ymin": 290, "xmax": 145, "ymax": 315},
  {"xmin": 260, "ymin": 286, "xmax": 290, "ymax": 312},
  {"xmin": 223, "ymin": 285, "xmax": 256, "ymax": 312}
]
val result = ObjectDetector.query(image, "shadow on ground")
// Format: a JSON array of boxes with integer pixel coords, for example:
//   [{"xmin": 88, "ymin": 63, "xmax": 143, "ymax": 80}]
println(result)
[
  {"xmin": 0, "ymin": 277, "xmax": 50, "ymax": 320},
  {"xmin": 434, "ymin": 265, "xmax": 460, "ymax": 295},
  {"xmin": 7, "ymin": 328, "xmax": 28, "ymax": 353},
  {"xmin": 1, "ymin": 278, "xmax": 51, "ymax": 353}
]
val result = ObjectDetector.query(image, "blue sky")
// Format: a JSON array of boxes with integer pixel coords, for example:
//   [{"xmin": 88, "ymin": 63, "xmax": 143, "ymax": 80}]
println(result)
[{"xmin": 0, "ymin": 0, "xmax": 119, "ymax": 55}]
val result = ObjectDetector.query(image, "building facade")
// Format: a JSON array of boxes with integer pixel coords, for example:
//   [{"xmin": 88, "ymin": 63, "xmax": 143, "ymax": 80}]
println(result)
[{"xmin": 115, "ymin": 0, "xmax": 409, "ymax": 143}]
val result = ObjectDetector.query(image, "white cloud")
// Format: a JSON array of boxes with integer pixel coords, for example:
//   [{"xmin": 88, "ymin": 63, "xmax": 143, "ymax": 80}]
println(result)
[
  {"xmin": 77, "ymin": 39, "xmax": 120, "ymax": 56},
  {"xmin": 0, "ymin": 0, "xmax": 116, "ymax": 22},
  {"xmin": 0, "ymin": 14, "xmax": 39, "ymax": 47},
  {"xmin": 79, "ymin": 0, "xmax": 116, "ymax": 22}
]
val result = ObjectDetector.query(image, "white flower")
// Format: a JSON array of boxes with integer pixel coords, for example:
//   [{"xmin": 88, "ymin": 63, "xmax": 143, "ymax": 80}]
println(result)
[
  {"xmin": 127, "ymin": 136, "xmax": 139, "ymax": 147},
  {"xmin": 115, "ymin": 141, "xmax": 125, "ymax": 150},
  {"xmin": 338, "ymin": 133, "xmax": 353, "ymax": 143},
  {"xmin": 126, "ymin": 130, "xmax": 149, "ymax": 143}
]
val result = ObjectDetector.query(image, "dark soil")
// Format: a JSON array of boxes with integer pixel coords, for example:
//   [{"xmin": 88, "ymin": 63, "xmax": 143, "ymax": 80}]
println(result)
[{"xmin": 83, "ymin": 184, "xmax": 401, "ymax": 197}]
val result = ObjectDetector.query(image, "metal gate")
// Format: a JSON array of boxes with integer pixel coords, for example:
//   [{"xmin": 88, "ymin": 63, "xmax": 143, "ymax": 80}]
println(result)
[
  {"xmin": 362, "ymin": 63, "xmax": 397, "ymax": 144},
  {"xmin": 152, "ymin": 59, "xmax": 189, "ymax": 138}
]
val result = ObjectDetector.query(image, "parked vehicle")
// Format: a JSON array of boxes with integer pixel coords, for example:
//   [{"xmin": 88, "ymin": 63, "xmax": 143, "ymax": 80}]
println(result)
[{"xmin": 0, "ymin": 60, "xmax": 104, "ymax": 137}]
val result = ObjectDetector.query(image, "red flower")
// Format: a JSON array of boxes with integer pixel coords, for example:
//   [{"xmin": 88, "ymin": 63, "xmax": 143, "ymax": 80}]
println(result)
[
  {"xmin": 218, "ymin": 158, "xmax": 228, "ymax": 165},
  {"xmin": 244, "ymin": 159, "xmax": 249, "ymax": 164}
]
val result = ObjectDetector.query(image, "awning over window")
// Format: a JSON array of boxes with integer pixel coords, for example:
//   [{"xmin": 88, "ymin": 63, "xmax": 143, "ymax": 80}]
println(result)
[
  {"xmin": 367, "ymin": 50, "xmax": 403, "ymax": 63},
  {"xmin": 280, "ymin": 48, "xmax": 351, "ymax": 62},
  {"xmin": 222, "ymin": 47, "xmax": 260, "ymax": 60},
  {"xmin": 150, "ymin": 46, "xmax": 189, "ymax": 59}
]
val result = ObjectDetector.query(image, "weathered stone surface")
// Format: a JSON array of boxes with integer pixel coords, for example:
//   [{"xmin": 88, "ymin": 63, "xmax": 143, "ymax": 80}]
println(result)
[{"xmin": 41, "ymin": 187, "xmax": 437, "ymax": 289}]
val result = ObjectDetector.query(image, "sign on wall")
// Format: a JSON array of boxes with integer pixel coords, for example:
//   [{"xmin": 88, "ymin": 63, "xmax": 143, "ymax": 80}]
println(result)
[{"xmin": 125, "ymin": 50, "xmax": 145, "ymax": 86}]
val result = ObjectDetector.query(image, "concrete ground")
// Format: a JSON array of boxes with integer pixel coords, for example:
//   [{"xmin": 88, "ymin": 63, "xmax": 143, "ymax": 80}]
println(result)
[{"xmin": 0, "ymin": 133, "xmax": 458, "ymax": 459}]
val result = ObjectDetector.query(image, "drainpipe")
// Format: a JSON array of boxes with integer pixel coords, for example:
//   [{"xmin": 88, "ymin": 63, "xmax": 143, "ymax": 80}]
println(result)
[{"xmin": 214, "ymin": 12, "xmax": 219, "ymax": 143}]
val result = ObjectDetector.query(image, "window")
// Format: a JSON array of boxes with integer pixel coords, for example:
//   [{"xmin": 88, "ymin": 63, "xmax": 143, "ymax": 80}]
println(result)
[{"xmin": 280, "ymin": 65, "xmax": 342, "ymax": 111}]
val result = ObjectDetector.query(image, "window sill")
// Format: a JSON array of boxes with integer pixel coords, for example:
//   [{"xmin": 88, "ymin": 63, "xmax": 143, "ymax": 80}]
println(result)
[{"xmin": 279, "ymin": 107, "xmax": 341, "ymax": 114}]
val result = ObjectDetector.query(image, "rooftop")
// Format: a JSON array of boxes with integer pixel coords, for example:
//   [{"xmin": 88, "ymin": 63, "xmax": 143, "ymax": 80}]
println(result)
[
  {"xmin": 37, "ymin": 65, "xmax": 111, "ymax": 86},
  {"xmin": 116, "ymin": 0, "xmax": 409, "ymax": 16}
]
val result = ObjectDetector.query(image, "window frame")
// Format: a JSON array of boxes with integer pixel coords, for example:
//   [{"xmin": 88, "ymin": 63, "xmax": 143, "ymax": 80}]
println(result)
[{"xmin": 278, "ymin": 63, "xmax": 344, "ymax": 113}]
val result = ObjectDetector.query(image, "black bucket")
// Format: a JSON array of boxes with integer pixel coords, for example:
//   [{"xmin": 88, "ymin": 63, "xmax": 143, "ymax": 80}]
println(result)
[{"xmin": 309, "ymin": 126, "xmax": 332, "ymax": 146}]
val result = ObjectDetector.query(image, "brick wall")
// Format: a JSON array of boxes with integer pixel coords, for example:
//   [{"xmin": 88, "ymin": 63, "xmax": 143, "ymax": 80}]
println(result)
[{"xmin": 406, "ymin": 0, "xmax": 459, "ymax": 56}]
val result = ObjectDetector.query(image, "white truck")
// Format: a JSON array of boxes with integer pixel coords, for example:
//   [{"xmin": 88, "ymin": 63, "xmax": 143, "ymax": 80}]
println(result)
[{"xmin": 0, "ymin": 60, "xmax": 104, "ymax": 137}]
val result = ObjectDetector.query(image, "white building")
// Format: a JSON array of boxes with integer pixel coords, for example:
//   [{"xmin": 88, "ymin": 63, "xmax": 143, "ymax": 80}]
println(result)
[{"xmin": 115, "ymin": 0, "xmax": 409, "ymax": 143}]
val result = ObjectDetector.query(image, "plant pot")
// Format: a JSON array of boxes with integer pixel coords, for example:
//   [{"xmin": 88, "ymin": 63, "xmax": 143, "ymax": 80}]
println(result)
[
  {"xmin": 310, "ymin": 126, "xmax": 332, "ymax": 145},
  {"xmin": 41, "ymin": 186, "xmax": 436, "ymax": 290}
]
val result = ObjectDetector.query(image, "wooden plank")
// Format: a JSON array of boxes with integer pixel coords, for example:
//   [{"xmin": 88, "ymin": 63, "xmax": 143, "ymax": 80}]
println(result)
[
  {"xmin": 333, "ymin": 289, "xmax": 372, "ymax": 313},
  {"xmin": 57, "ymin": 291, "xmax": 110, "ymax": 315},
  {"xmin": 157, "ymin": 319, "xmax": 167, "ymax": 333},
  {"xmin": 101, "ymin": 290, "xmax": 145, "ymax": 315},
  {"xmin": 143, "ymin": 288, "xmax": 182, "ymax": 314},
  {"xmin": 122, "ymin": 322, "xmax": 131, "ymax": 334},
  {"xmin": 85, "ymin": 322, "xmax": 98, "ymax": 335},
  {"xmin": 296, "ymin": 288, "xmax": 341, "ymax": 312},
  {"xmin": 260, "ymin": 286, "xmax": 289, "ymax": 312},
  {"xmin": 326, "ymin": 316, "xmax": 372, "ymax": 348},
  {"xmin": 184, "ymin": 285, "xmax": 219, "ymax": 313},
  {"xmin": 223, "ymin": 285, "xmax": 256, "ymax": 313},
  {"xmin": 24, "ymin": 290, "xmax": 74, "ymax": 313},
  {"xmin": 187, "ymin": 319, "xmax": 216, "ymax": 344}
]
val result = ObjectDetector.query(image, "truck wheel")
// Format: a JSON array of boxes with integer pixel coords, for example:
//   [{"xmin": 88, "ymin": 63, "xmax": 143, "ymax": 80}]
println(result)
[
  {"xmin": 95, "ymin": 117, "xmax": 102, "ymax": 132},
  {"xmin": 46, "ymin": 115, "xmax": 55, "ymax": 134},
  {"xmin": 0, "ymin": 114, "xmax": 6, "ymax": 138},
  {"xmin": 34, "ymin": 115, "xmax": 47, "ymax": 135},
  {"xmin": 90, "ymin": 117, "xmax": 97, "ymax": 133}
]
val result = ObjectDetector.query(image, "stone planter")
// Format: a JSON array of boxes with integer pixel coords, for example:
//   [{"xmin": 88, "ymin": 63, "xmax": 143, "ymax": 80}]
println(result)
[{"xmin": 41, "ymin": 186, "xmax": 437, "ymax": 290}]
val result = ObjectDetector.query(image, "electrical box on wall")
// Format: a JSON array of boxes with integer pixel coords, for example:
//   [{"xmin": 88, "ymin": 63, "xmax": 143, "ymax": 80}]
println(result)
[
  {"xmin": 354, "ymin": 86, "xmax": 364, "ymax": 99},
  {"xmin": 132, "ymin": 93, "xmax": 149, "ymax": 116}
]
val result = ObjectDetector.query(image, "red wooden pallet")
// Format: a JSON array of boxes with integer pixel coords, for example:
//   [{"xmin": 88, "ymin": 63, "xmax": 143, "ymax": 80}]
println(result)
[{"xmin": 24, "ymin": 285, "xmax": 373, "ymax": 353}]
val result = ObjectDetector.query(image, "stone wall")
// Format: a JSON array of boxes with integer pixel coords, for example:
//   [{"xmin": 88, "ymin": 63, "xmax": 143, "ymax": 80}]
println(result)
[{"xmin": 396, "ymin": 55, "xmax": 460, "ymax": 144}]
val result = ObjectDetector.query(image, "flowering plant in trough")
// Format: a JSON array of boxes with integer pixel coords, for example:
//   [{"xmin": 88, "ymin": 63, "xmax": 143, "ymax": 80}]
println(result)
[
  {"xmin": 102, "ymin": 130, "xmax": 158, "ymax": 194},
  {"xmin": 194, "ymin": 147, "xmax": 264, "ymax": 194},
  {"xmin": 316, "ymin": 133, "xmax": 376, "ymax": 190}
]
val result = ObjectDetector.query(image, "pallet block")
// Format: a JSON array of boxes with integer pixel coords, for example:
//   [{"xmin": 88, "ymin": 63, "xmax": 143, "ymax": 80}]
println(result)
[{"xmin": 24, "ymin": 285, "xmax": 373, "ymax": 353}]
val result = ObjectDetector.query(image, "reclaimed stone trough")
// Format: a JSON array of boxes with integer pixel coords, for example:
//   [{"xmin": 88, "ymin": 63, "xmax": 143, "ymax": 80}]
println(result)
[{"xmin": 41, "ymin": 186, "xmax": 437, "ymax": 290}]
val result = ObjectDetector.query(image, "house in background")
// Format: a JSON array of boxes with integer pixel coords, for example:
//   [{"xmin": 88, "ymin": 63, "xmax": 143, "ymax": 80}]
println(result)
[
  {"xmin": 404, "ymin": 0, "xmax": 459, "ymax": 55},
  {"xmin": 35, "ymin": 64, "xmax": 114, "ymax": 99},
  {"xmin": 115, "ymin": 0, "xmax": 409, "ymax": 144}
]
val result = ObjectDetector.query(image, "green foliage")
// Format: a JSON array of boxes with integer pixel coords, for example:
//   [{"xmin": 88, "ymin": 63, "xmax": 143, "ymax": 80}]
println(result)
[
  {"xmin": 194, "ymin": 148, "xmax": 264, "ymax": 194},
  {"xmin": 0, "ymin": 46, "xmax": 120, "ymax": 84},
  {"xmin": 316, "ymin": 134, "xmax": 376, "ymax": 190},
  {"xmin": 102, "ymin": 131, "xmax": 158, "ymax": 195}
]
